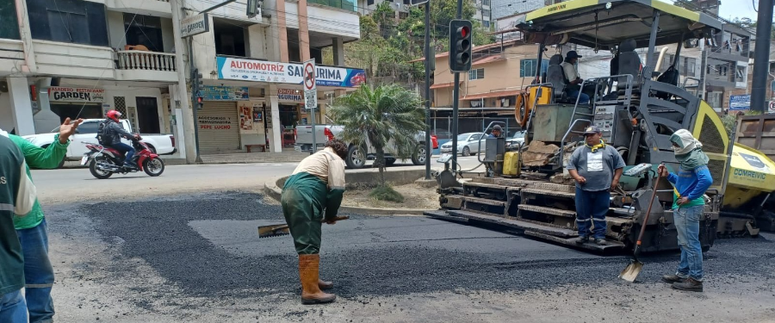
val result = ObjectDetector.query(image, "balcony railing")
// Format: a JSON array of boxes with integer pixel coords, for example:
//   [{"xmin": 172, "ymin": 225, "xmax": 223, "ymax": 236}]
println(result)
[{"xmin": 116, "ymin": 50, "xmax": 176, "ymax": 72}]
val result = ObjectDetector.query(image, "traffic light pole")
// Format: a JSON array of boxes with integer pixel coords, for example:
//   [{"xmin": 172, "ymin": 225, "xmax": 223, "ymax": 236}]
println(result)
[
  {"xmin": 751, "ymin": 0, "xmax": 773, "ymax": 112},
  {"xmin": 424, "ymin": 2, "xmax": 431, "ymax": 179},
  {"xmin": 189, "ymin": 37, "xmax": 203, "ymax": 164},
  {"xmin": 450, "ymin": 0, "xmax": 464, "ymax": 172}
]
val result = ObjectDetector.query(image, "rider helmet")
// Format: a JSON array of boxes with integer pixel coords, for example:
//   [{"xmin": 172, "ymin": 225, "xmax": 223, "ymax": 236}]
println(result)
[{"xmin": 106, "ymin": 110, "xmax": 122, "ymax": 122}]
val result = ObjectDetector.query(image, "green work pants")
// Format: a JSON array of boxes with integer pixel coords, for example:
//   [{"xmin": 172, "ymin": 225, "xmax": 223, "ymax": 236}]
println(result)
[{"xmin": 281, "ymin": 173, "xmax": 327, "ymax": 255}]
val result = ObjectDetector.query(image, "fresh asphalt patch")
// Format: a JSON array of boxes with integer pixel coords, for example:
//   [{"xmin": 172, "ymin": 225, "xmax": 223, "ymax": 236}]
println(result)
[{"xmin": 69, "ymin": 192, "xmax": 775, "ymax": 300}]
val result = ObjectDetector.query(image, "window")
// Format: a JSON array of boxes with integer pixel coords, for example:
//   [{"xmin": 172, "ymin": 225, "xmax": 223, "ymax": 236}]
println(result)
[
  {"xmin": 481, "ymin": 0, "xmax": 490, "ymax": 5},
  {"xmin": 367, "ymin": 0, "xmax": 374, "ymax": 5},
  {"xmin": 682, "ymin": 57, "xmax": 697, "ymax": 77},
  {"xmin": 0, "ymin": 2, "xmax": 20, "ymax": 39},
  {"xmin": 469, "ymin": 68, "xmax": 485, "ymax": 80},
  {"xmin": 124, "ymin": 14, "xmax": 164, "ymax": 52},
  {"xmin": 214, "ymin": 19, "xmax": 247, "ymax": 57},
  {"xmin": 27, "ymin": 0, "xmax": 109, "ymax": 46},
  {"xmin": 520, "ymin": 59, "xmax": 549, "ymax": 78},
  {"xmin": 482, "ymin": 20, "xmax": 490, "ymax": 28},
  {"xmin": 77, "ymin": 121, "xmax": 101, "ymax": 134},
  {"xmin": 735, "ymin": 65, "xmax": 747, "ymax": 83},
  {"xmin": 482, "ymin": 9, "xmax": 490, "ymax": 18}
]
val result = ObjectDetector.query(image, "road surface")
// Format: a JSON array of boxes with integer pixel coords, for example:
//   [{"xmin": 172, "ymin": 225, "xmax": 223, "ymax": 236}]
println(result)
[{"xmin": 27, "ymin": 160, "xmax": 775, "ymax": 322}]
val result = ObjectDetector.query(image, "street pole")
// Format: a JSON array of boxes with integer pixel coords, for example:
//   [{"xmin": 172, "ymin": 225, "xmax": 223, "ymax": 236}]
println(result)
[
  {"xmin": 751, "ymin": 0, "xmax": 774, "ymax": 113},
  {"xmin": 424, "ymin": 2, "xmax": 431, "ymax": 179},
  {"xmin": 450, "ymin": 0, "xmax": 463, "ymax": 171},
  {"xmin": 170, "ymin": 0, "xmax": 197, "ymax": 164},
  {"xmin": 189, "ymin": 37, "xmax": 203, "ymax": 164},
  {"xmin": 310, "ymin": 107, "xmax": 317, "ymax": 155}
]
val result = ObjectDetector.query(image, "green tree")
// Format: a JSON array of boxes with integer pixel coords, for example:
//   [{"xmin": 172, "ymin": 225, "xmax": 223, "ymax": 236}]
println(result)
[{"xmin": 329, "ymin": 84, "xmax": 425, "ymax": 189}]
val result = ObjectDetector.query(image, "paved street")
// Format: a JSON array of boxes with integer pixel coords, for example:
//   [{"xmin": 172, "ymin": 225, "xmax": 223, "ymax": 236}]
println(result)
[{"xmin": 29, "ymin": 159, "xmax": 775, "ymax": 322}]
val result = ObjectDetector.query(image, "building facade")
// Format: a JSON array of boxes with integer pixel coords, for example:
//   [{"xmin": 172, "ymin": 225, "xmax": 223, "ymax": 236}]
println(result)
[{"xmin": 0, "ymin": 0, "xmax": 362, "ymax": 159}]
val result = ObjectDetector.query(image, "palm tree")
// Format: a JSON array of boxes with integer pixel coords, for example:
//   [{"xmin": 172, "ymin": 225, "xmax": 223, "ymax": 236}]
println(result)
[{"xmin": 329, "ymin": 84, "xmax": 425, "ymax": 185}]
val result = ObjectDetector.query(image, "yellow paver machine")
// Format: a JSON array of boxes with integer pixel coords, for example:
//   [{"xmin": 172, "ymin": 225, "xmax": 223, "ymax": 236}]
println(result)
[{"xmin": 427, "ymin": 0, "xmax": 775, "ymax": 253}]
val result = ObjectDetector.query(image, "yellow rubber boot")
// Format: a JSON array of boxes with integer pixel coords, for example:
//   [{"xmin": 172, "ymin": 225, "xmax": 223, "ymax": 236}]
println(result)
[{"xmin": 299, "ymin": 254, "xmax": 336, "ymax": 305}]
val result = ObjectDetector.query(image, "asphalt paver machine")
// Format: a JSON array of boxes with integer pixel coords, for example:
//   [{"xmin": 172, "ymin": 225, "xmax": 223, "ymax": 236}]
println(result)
[{"xmin": 427, "ymin": 0, "xmax": 775, "ymax": 253}]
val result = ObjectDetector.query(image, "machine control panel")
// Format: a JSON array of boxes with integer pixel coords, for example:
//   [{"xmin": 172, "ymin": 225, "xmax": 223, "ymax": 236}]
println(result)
[{"xmin": 592, "ymin": 105, "xmax": 617, "ymax": 142}]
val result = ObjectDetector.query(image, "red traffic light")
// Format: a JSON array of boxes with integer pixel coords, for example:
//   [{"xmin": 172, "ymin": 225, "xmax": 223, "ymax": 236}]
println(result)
[{"xmin": 458, "ymin": 26, "xmax": 470, "ymax": 38}]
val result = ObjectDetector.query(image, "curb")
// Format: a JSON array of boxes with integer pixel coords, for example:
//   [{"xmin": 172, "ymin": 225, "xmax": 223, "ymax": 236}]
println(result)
[{"xmin": 263, "ymin": 175, "xmax": 431, "ymax": 216}]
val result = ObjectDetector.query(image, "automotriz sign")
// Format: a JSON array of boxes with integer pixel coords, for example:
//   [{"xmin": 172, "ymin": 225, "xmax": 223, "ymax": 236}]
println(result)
[{"xmin": 216, "ymin": 57, "xmax": 367, "ymax": 87}]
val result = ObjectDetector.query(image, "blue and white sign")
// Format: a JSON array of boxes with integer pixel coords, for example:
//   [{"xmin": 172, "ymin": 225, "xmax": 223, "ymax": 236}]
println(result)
[
  {"xmin": 200, "ymin": 86, "xmax": 250, "ymax": 101},
  {"xmin": 729, "ymin": 94, "xmax": 751, "ymax": 111},
  {"xmin": 216, "ymin": 56, "xmax": 366, "ymax": 88}
]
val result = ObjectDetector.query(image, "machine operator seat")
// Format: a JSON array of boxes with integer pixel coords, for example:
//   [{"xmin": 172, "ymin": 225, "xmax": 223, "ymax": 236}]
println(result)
[
  {"xmin": 545, "ymin": 54, "xmax": 569, "ymax": 103},
  {"xmin": 617, "ymin": 39, "xmax": 642, "ymax": 91}
]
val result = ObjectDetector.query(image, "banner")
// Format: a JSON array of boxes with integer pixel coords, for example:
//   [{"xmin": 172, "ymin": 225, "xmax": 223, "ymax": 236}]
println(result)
[
  {"xmin": 216, "ymin": 57, "xmax": 366, "ymax": 88},
  {"xmin": 200, "ymin": 86, "xmax": 250, "ymax": 101},
  {"xmin": 48, "ymin": 87, "xmax": 104, "ymax": 103},
  {"xmin": 729, "ymin": 94, "xmax": 751, "ymax": 111}
]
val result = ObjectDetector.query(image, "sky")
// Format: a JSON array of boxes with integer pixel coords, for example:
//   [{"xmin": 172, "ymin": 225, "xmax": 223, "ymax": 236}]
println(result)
[{"xmin": 716, "ymin": 0, "xmax": 761, "ymax": 21}]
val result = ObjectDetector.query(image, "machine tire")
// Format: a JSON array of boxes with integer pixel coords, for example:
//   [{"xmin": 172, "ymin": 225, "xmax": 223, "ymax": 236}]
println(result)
[
  {"xmin": 89, "ymin": 157, "xmax": 113, "ymax": 179},
  {"xmin": 462, "ymin": 146, "xmax": 471, "ymax": 156},
  {"xmin": 514, "ymin": 92, "xmax": 532, "ymax": 127},
  {"xmin": 411, "ymin": 144, "xmax": 427, "ymax": 165},
  {"xmin": 143, "ymin": 158, "xmax": 165, "ymax": 177},
  {"xmin": 345, "ymin": 145, "xmax": 366, "ymax": 169}
]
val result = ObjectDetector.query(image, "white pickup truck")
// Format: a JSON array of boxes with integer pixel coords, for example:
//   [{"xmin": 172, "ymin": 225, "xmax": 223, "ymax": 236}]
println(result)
[
  {"xmin": 294, "ymin": 124, "xmax": 437, "ymax": 169},
  {"xmin": 22, "ymin": 119, "xmax": 176, "ymax": 167}
]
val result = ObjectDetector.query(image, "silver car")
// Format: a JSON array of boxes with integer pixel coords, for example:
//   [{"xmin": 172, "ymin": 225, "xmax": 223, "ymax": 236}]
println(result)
[{"xmin": 440, "ymin": 132, "xmax": 485, "ymax": 156}]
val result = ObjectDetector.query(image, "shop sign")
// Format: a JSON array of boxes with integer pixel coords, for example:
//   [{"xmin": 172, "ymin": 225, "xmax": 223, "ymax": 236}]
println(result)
[
  {"xmin": 200, "ymin": 86, "xmax": 250, "ymax": 101},
  {"xmin": 181, "ymin": 13, "xmax": 209, "ymax": 38},
  {"xmin": 216, "ymin": 57, "xmax": 367, "ymax": 88},
  {"xmin": 277, "ymin": 89, "xmax": 303, "ymax": 102},
  {"xmin": 48, "ymin": 87, "xmax": 104, "ymax": 103},
  {"xmin": 198, "ymin": 116, "xmax": 233, "ymax": 130},
  {"xmin": 729, "ymin": 94, "xmax": 750, "ymax": 111}
]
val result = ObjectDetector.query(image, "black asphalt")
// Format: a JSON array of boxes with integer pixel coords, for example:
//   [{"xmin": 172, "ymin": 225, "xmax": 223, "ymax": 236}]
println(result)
[{"xmin": 47, "ymin": 192, "xmax": 775, "ymax": 300}]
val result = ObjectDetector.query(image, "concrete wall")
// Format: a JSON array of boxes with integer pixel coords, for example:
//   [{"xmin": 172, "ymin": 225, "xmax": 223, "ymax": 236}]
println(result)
[
  {"xmin": 284, "ymin": 1, "xmax": 360, "ymax": 40},
  {"xmin": 0, "ymin": 92, "xmax": 13, "ymax": 131}
]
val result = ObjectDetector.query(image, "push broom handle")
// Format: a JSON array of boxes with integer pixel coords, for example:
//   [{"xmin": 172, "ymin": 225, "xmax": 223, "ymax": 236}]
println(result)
[{"xmin": 636, "ymin": 164, "xmax": 664, "ymax": 249}]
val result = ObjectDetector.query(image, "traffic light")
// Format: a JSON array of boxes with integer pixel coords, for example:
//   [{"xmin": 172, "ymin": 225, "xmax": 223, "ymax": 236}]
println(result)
[
  {"xmin": 196, "ymin": 95, "xmax": 204, "ymax": 110},
  {"xmin": 448, "ymin": 20, "xmax": 473, "ymax": 73},
  {"xmin": 193, "ymin": 68, "xmax": 204, "ymax": 92},
  {"xmin": 247, "ymin": 0, "xmax": 262, "ymax": 18}
]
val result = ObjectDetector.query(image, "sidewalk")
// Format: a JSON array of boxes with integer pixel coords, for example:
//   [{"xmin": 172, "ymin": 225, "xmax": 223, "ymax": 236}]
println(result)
[{"xmin": 65, "ymin": 150, "xmax": 450, "ymax": 168}]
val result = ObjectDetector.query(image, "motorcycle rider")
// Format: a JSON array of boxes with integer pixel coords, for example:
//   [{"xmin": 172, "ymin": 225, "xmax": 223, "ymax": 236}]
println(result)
[{"xmin": 97, "ymin": 110, "xmax": 139, "ymax": 169}]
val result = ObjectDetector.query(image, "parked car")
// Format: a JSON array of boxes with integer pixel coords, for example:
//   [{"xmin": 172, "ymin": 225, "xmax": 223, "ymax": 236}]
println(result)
[
  {"xmin": 506, "ymin": 130, "xmax": 526, "ymax": 150},
  {"xmin": 440, "ymin": 132, "xmax": 486, "ymax": 156},
  {"xmin": 22, "ymin": 119, "xmax": 176, "ymax": 167},
  {"xmin": 294, "ymin": 124, "xmax": 437, "ymax": 169}
]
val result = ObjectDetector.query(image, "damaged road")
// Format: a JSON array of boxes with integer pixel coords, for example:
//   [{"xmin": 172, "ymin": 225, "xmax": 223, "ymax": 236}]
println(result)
[{"xmin": 45, "ymin": 192, "xmax": 775, "ymax": 323}]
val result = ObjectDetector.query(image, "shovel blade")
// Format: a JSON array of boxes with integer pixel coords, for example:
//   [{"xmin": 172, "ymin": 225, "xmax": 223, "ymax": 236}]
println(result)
[
  {"xmin": 619, "ymin": 260, "xmax": 644, "ymax": 282},
  {"xmin": 258, "ymin": 224, "xmax": 290, "ymax": 238}
]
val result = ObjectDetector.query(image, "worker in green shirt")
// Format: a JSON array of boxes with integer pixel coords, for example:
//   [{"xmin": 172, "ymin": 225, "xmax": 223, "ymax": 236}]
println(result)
[
  {"xmin": 2, "ymin": 117, "xmax": 82, "ymax": 323},
  {"xmin": 0, "ymin": 131, "xmax": 38, "ymax": 323}
]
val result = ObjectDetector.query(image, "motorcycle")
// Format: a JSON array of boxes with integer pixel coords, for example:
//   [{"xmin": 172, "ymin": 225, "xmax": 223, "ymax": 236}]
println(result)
[{"xmin": 81, "ymin": 136, "xmax": 165, "ymax": 179}]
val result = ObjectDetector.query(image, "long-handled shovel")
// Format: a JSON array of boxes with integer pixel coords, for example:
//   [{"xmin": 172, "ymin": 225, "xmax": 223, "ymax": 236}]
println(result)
[
  {"xmin": 258, "ymin": 216, "xmax": 349, "ymax": 238},
  {"xmin": 619, "ymin": 163, "xmax": 664, "ymax": 282}
]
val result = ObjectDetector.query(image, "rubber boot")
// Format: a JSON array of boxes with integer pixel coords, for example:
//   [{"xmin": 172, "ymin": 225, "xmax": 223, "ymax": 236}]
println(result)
[
  {"xmin": 299, "ymin": 254, "xmax": 336, "ymax": 305},
  {"xmin": 318, "ymin": 278, "xmax": 333, "ymax": 290}
]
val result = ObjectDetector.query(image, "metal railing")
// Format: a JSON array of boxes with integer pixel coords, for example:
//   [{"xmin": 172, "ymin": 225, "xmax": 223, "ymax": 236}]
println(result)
[{"xmin": 115, "ymin": 50, "xmax": 176, "ymax": 72}]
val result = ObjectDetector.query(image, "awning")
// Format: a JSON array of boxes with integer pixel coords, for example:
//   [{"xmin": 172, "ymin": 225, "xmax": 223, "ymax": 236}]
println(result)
[
  {"xmin": 472, "ymin": 55, "xmax": 505, "ymax": 66},
  {"xmin": 461, "ymin": 90, "xmax": 521, "ymax": 101},
  {"xmin": 430, "ymin": 82, "xmax": 459, "ymax": 89}
]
